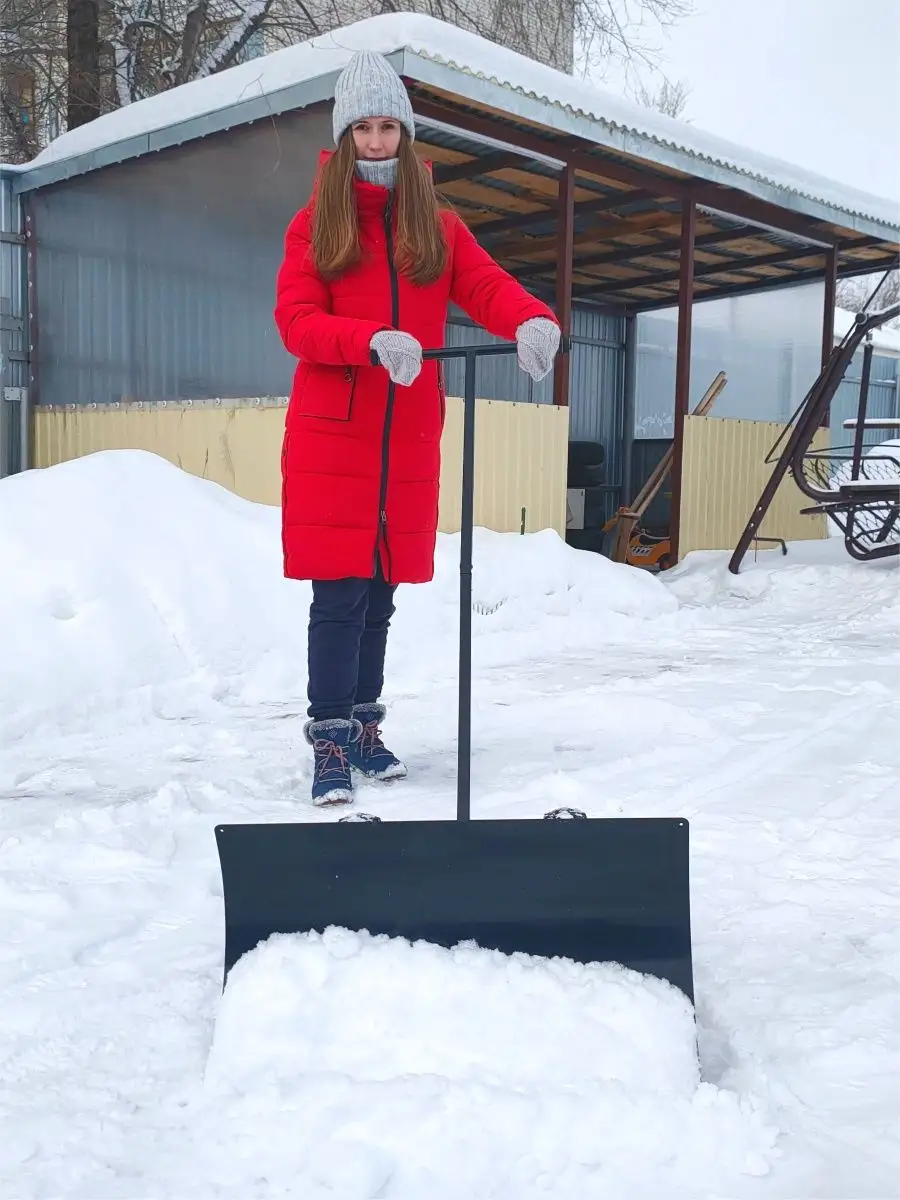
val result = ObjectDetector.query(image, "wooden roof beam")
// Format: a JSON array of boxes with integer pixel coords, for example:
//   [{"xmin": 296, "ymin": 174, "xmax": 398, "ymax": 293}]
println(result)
[
  {"xmin": 513, "ymin": 225, "xmax": 781, "ymax": 282},
  {"xmin": 503, "ymin": 211, "xmax": 677, "ymax": 260},
  {"xmin": 412, "ymin": 96, "xmax": 846, "ymax": 247},
  {"xmin": 575, "ymin": 245, "xmax": 827, "ymax": 299},
  {"xmin": 412, "ymin": 97, "xmax": 688, "ymax": 196},
  {"xmin": 431, "ymin": 150, "xmax": 527, "ymax": 184},
  {"xmin": 474, "ymin": 187, "xmax": 664, "ymax": 239},
  {"xmin": 629, "ymin": 254, "xmax": 900, "ymax": 312}
]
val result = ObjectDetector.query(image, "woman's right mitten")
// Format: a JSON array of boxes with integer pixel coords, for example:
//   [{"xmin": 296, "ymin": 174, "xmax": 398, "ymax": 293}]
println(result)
[{"xmin": 370, "ymin": 330, "xmax": 423, "ymax": 386}]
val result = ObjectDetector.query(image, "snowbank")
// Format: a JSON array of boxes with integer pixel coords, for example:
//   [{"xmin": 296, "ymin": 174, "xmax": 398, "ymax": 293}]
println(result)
[
  {"xmin": 0, "ymin": 450, "xmax": 675, "ymax": 723},
  {"xmin": 666, "ymin": 534, "xmax": 900, "ymax": 620},
  {"xmin": 200, "ymin": 929, "xmax": 775, "ymax": 1198},
  {"xmin": 2, "ymin": 449, "xmax": 899, "ymax": 1198}
]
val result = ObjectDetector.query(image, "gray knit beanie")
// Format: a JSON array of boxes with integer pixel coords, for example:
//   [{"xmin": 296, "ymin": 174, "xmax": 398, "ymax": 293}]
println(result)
[{"xmin": 332, "ymin": 51, "xmax": 415, "ymax": 145}]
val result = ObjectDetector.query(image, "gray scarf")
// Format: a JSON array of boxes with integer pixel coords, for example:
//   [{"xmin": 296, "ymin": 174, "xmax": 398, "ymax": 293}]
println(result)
[{"xmin": 355, "ymin": 158, "xmax": 398, "ymax": 189}]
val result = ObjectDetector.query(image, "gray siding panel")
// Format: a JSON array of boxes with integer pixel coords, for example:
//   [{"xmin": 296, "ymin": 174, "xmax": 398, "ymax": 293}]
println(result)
[
  {"xmin": 1, "ymin": 174, "xmax": 27, "ymax": 391},
  {"xmin": 32, "ymin": 183, "xmax": 293, "ymax": 405},
  {"xmin": 445, "ymin": 305, "xmax": 626, "ymax": 481},
  {"xmin": 25, "ymin": 117, "xmax": 628, "ymax": 491},
  {"xmin": 1, "ymin": 172, "xmax": 28, "ymax": 475},
  {"xmin": 830, "ymin": 350, "xmax": 899, "ymax": 453}
]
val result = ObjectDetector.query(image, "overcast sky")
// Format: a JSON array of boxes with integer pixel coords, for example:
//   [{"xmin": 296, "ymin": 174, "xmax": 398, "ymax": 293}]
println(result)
[{"xmin": 642, "ymin": 0, "xmax": 900, "ymax": 204}]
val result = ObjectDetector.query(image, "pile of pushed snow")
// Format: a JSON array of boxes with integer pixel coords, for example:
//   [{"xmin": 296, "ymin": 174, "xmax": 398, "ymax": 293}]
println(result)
[
  {"xmin": 0, "ymin": 450, "xmax": 676, "ymax": 720},
  {"xmin": 197, "ymin": 929, "xmax": 776, "ymax": 1198},
  {"xmin": 666, "ymin": 536, "xmax": 900, "ymax": 625}
]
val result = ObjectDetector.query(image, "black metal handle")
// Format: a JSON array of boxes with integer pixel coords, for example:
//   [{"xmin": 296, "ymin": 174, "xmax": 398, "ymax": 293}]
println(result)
[
  {"xmin": 367, "ymin": 333, "xmax": 569, "ymax": 822},
  {"xmin": 368, "ymin": 333, "xmax": 570, "ymax": 367}
]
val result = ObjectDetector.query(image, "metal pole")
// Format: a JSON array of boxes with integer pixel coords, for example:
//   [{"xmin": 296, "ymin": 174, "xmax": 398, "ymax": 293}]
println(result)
[
  {"xmin": 851, "ymin": 339, "xmax": 874, "ymax": 481},
  {"xmin": 18, "ymin": 389, "xmax": 28, "ymax": 473},
  {"xmin": 457, "ymin": 350, "xmax": 478, "ymax": 822},
  {"xmin": 821, "ymin": 246, "xmax": 838, "ymax": 370},
  {"xmin": 819, "ymin": 245, "xmax": 838, "ymax": 431},
  {"xmin": 621, "ymin": 311, "xmax": 637, "ymax": 506},
  {"xmin": 553, "ymin": 162, "xmax": 575, "ymax": 407},
  {"xmin": 668, "ymin": 196, "xmax": 696, "ymax": 565},
  {"xmin": 415, "ymin": 340, "xmax": 567, "ymax": 820}
]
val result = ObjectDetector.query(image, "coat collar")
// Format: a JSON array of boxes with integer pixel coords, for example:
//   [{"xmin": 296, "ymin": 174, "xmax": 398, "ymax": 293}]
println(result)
[
  {"xmin": 313, "ymin": 147, "xmax": 433, "ymax": 218},
  {"xmin": 313, "ymin": 148, "xmax": 389, "ymax": 218}
]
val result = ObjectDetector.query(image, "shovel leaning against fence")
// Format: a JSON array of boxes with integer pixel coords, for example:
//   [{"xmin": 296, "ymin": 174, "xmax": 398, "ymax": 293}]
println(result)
[{"xmin": 604, "ymin": 370, "xmax": 728, "ymax": 567}]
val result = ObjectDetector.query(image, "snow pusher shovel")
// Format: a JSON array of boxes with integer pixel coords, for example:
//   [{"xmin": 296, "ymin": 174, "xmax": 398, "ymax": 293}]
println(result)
[{"xmin": 215, "ymin": 341, "xmax": 694, "ymax": 1003}]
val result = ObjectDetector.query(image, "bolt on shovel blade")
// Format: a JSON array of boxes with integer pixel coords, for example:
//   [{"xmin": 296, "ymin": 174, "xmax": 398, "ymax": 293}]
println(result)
[{"xmin": 214, "ymin": 816, "xmax": 694, "ymax": 1003}]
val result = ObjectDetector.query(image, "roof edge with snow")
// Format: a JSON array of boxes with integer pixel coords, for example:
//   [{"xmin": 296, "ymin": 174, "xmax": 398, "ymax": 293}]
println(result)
[{"xmin": 13, "ymin": 13, "xmax": 900, "ymax": 244}]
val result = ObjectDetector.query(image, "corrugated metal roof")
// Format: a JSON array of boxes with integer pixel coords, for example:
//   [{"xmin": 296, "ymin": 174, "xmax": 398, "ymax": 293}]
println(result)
[
  {"xmin": 402, "ymin": 42, "xmax": 899, "ymax": 232},
  {"xmin": 9, "ymin": 12, "xmax": 900, "ymax": 241}
]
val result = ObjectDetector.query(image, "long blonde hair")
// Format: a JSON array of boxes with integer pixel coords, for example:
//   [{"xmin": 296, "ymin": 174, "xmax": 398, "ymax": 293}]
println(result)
[{"xmin": 311, "ymin": 130, "xmax": 447, "ymax": 286}]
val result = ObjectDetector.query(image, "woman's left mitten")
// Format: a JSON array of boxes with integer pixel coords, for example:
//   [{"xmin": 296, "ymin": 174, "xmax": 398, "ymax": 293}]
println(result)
[
  {"xmin": 515, "ymin": 317, "xmax": 561, "ymax": 382},
  {"xmin": 370, "ymin": 330, "xmax": 423, "ymax": 386}
]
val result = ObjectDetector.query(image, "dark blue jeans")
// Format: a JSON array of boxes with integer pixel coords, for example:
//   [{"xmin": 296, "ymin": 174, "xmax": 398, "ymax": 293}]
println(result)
[{"xmin": 307, "ymin": 563, "xmax": 397, "ymax": 721}]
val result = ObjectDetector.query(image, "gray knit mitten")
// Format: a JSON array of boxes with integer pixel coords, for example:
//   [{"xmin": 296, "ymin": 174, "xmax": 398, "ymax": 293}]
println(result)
[
  {"xmin": 370, "ymin": 330, "xmax": 422, "ymax": 386},
  {"xmin": 516, "ymin": 317, "xmax": 561, "ymax": 381}
]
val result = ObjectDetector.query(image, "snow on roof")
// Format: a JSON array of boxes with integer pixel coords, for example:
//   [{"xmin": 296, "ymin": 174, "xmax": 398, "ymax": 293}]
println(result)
[
  {"xmin": 23, "ymin": 12, "xmax": 900, "ymax": 234},
  {"xmin": 834, "ymin": 306, "xmax": 900, "ymax": 357}
]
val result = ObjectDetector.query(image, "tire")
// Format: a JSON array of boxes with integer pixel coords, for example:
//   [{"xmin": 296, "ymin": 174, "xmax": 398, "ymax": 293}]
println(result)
[{"xmin": 567, "ymin": 440, "xmax": 605, "ymax": 488}]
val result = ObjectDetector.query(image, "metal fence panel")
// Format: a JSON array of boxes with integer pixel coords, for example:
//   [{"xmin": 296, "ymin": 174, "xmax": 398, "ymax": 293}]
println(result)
[
  {"xmin": 1, "ymin": 170, "xmax": 27, "ymax": 475},
  {"xmin": 830, "ymin": 349, "xmax": 899, "ymax": 453}
]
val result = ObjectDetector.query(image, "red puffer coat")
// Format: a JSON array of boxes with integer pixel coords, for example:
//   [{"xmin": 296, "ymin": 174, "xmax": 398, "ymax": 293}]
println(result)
[{"xmin": 274, "ymin": 151, "xmax": 558, "ymax": 584}]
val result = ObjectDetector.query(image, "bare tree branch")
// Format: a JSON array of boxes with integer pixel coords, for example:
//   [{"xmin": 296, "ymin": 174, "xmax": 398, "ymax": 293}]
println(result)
[
  {"xmin": 837, "ymin": 270, "xmax": 900, "ymax": 325},
  {"xmin": 1, "ymin": 0, "xmax": 694, "ymax": 162},
  {"xmin": 631, "ymin": 74, "xmax": 690, "ymax": 119}
]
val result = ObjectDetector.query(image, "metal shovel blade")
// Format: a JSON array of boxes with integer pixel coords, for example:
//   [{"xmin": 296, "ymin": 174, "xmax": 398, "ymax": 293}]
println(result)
[{"xmin": 214, "ymin": 815, "xmax": 694, "ymax": 1002}]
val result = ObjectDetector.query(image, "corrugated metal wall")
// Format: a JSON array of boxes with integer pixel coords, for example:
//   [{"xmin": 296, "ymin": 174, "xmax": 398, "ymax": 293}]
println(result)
[
  {"xmin": 31, "ymin": 395, "xmax": 570, "ymax": 535},
  {"xmin": 680, "ymin": 415, "xmax": 829, "ymax": 555},
  {"xmin": 26, "ymin": 112, "xmax": 627, "ymax": 489},
  {"xmin": 829, "ymin": 348, "xmax": 899, "ymax": 452},
  {"xmin": 446, "ymin": 306, "xmax": 625, "ymax": 477},
  {"xmin": 1, "ymin": 170, "xmax": 28, "ymax": 477},
  {"xmin": 29, "ymin": 109, "xmax": 333, "ymax": 407}
]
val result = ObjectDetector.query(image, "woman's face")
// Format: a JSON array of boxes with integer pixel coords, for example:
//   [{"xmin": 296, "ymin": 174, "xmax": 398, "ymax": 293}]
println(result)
[{"xmin": 351, "ymin": 118, "xmax": 402, "ymax": 160}]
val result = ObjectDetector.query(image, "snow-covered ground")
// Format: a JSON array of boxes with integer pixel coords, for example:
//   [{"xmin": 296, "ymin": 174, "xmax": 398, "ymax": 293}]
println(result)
[{"xmin": 1, "ymin": 450, "xmax": 898, "ymax": 1199}]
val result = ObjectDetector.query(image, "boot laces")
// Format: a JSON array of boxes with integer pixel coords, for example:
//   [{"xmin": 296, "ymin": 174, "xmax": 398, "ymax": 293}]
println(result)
[
  {"xmin": 313, "ymin": 738, "xmax": 349, "ymax": 780},
  {"xmin": 360, "ymin": 720, "xmax": 386, "ymax": 754}
]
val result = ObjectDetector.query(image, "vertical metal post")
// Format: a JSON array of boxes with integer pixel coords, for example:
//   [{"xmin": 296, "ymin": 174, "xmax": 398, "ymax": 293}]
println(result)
[
  {"xmin": 821, "ymin": 246, "xmax": 838, "ymax": 369},
  {"xmin": 819, "ymin": 245, "xmax": 838, "ymax": 431},
  {"xmin": 668, "ymin": 197, "xmax": 696, "ymax": 565},
  {"xmin": 851, "ymin": 339, "xmax": 874, "ymax": 481},
  {"xmin": 553, "ymin": 161, "xmax": 575, "ymax": 407},
  {"xmin": 457, "ymin": 349, "xmax": 477, "ymax": 822},
  {"xmin": 621, "ymin": 311, "xmax": 637, "ymax": 505}
]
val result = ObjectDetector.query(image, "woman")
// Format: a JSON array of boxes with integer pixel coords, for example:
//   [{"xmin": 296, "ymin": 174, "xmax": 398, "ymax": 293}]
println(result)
[{"xmin": 274, "ymin": 50, "xmax": 561, "ymax": 806}]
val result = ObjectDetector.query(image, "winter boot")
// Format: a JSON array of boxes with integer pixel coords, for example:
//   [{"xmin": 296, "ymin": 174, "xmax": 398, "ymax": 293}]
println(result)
[
  {"xmin": 303, "ymin": 717, "xmax": 362, "ymax": 806},
  {"xmin": 348, "ymin": 703, "xmax": 408, "ymax": 781}
]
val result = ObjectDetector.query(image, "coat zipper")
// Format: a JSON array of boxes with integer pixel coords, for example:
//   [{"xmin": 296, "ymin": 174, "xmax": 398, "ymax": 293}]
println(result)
[{"xmin": 375, "ymin": 193, "xmax": 399, "ymax": 578}]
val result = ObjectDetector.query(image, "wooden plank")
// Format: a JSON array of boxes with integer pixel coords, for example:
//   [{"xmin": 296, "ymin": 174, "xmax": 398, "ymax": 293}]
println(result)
[
  {"xmin": 503, "ymin": 211, "xmax": 678, "ymax": 260},
  {"xmin": 606, "ymin": 371, "xmax": 727, "ymax": 562},
  {"xmin": 440, "ymin": 177, "xmax": 553, "ymax": 214}
]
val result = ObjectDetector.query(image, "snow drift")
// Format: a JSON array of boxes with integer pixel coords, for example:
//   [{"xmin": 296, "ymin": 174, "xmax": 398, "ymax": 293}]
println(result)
[
  {"xmin": 2, "ymin": 448, "xmax": 899, "ymax": 1198},
  {"xmin": 200, "ymin": 928, "xmax": 775, "ymax": 1198},
  {"xmin": 0, "ymin": 449, "xmax": 675, "ymax": 723}
]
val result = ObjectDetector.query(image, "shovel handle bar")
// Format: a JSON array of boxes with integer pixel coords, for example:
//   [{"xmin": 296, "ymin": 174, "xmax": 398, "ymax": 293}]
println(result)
[
  {"xmin": 368, "ymin": 334, "xmax": 571, "ymax": 367},
  {"xmin": 370, "ymin": 333, "xmax": 570, "ymax": 822}
]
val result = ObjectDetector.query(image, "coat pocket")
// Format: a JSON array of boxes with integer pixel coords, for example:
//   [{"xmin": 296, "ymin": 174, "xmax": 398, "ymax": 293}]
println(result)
[{"xmin": 296, "ymin": 363, "xmax": 357, "ymax": 422}]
